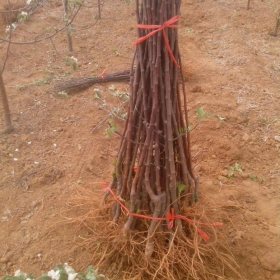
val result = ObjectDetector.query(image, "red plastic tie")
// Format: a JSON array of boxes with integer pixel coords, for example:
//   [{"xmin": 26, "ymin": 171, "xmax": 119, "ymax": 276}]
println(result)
[
  {"xmin": 166, "ymin": 208, "xmax": 175, "ymax": 229},
  {"xmin": 134, "ymin": 15, "xmax": 181, "ymax": 68},
  {"xmin": 99, "ymin": 68, "xmax": 107, "ymax": 79},
  {"xmin": 101, "ymin": 183, "xmax": 222, "ymax": 242}
]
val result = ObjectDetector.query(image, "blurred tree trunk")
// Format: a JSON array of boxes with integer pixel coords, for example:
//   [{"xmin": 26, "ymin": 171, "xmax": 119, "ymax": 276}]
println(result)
[
  {"xmin": 98, "ymin": 0, "xmax": 101, "ymax": 19},
  {"xmin": 247, "ymin": 0, "xmax": 251, "ymax": 10},
  {"xmin": 0, "ymin": 72, "xmax": 13, "ymax": 133},
  {"xmin": 271, "ymin": 9, "xmax": 280, "ymax": 36},
  {"xmin": 63, "ymin": 0, "xmax": 73, "ymax": 52}
]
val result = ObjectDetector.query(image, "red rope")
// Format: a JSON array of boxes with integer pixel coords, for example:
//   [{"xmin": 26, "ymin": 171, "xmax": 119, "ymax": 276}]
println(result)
[
  {"xmin": 101, "ymin": 182, "xmax": 223, "ymax": 242},
  {"xmin": 134, "ymin": 16, "xmax": 181, "ymax": 68}
]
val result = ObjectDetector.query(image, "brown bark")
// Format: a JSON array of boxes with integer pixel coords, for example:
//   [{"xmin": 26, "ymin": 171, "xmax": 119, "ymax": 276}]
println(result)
[
  {"xmin": 63, "ymin": 0, "xmax": 73, "ymax": 53},
  {"xmin": 0, "ymin": 72, "xmax": 13, "ymax": 133},
  {"xmin": 111, "ymin": 0, "xmax": 197, "ymax": 257},
  {"xmin": 98, "ymin": 0, "xmax": 102, "ymax": 19},
  {"xmin": 247, "ymin": 0, "xmax": 251, "ymax": 10}
]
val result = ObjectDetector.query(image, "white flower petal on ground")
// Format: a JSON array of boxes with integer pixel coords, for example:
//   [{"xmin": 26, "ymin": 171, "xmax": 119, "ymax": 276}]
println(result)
[
  {"xmin": 47, "ymin": 270, "xmax": 60, "ymax": 280},
  {"xmin": 70, "ymin": 56, "xmax": 78, "ymax": 63},
  {"xmin": 64, "ymin": 263, "xmax": 78, "ymax": 280},
  {"xmin": 5, "ymin": 25, "xmax": 11, "ymax": 33},
  {"xmin": 14, "ymin": 270, "xmax": 27, "ymax": 277}
]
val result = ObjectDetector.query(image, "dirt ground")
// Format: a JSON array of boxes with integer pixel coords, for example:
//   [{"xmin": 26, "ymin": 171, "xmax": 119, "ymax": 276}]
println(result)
[{"xmin": 0, "ymin": 0, "xmax": 280, "ymax": 279}]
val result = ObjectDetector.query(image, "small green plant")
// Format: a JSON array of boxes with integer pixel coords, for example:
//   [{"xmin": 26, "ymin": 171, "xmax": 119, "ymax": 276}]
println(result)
[
  {"xmin": 227, "ymin": 163, "xmax": 243, "ymax": 178},
  {"xmin": 69, "ymin": 0, "xmax": 83, "ymax": 7},
  {"xmin": 93, "ymin": 88, "xmax": 102, "ymax": 99},
  {"xmin": 113, "ymin": 49, "xmax": 120, "ymax": 56},
  {"xmin": 79, "ymin": 266, "xmax": 105, "ymax": 280},
  {"xmin": 249, "ymin": 175, "xmax": 264, "ymax": 184},
  {"xmin": 56, "ymin": 91, "xmax": 69, "ymax": 98},
  {"xmin": 17, "ymin": 11, "xmax": 29, "ymax": 23},
  {"xmin": 65, "ymin": 56, "xmax": 78, "ymax": 70},
  {"xmin": 178, "ymin": 126, "xmax": 193, "ymax": 136},
  {"xmin": 111, "ymin": 107, "xmax": 127, "ymax": 120},
  {"xmin": 33, "ymin": 76, "xmax": 53, "ymax": 86},
  {"xmin": 196, "ymin": 107, "xmax": 208, "ymax": 120},
  {"xmin": 177, "ymin": 182, "xmax": 187, "ymax": 195},
  {"xmin": 110, "ymin": 89, "xmax": 129, "ymax": 102},
  {"xmin": 122, "ymin": 0, "xmax": 132, "ymax": 4},
  {"xmin": 105, "ymin": 119, "xmax": 117, "ymax": 138},
  {"xmin": 15, "ymin": 76, "xmax": 54, "ymax": 91}
]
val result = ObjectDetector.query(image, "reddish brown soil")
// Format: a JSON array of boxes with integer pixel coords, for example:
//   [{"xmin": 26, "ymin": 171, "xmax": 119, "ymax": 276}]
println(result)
[{"xmin": 0, "ymin": 0, "xmax": 280, "ymax": 279}]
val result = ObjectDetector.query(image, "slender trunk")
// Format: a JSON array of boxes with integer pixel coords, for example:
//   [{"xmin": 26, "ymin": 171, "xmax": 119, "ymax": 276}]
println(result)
[
  {"xmin": 247, "ymin": 0, "xmax": 251, "ymax": 10},
  {"xmin": 63, "ymin": 0, "xmax": 73, "ymax": 53},
  {"xmin": 0, "ymin": 72, "xmax": 13, "ymax": 133},
  {"xmin": 271, "ymin": 13, "xmax": 280, "ymax": 36},
  {"xmin": 98, "ymin": 0, "xmax": 102, "ymax": 19}
]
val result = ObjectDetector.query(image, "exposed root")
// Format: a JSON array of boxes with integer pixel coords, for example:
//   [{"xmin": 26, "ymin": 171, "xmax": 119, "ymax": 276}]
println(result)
[{"xmin": 62, "ymin": 186, "xmax": 242, "ymax": 280}]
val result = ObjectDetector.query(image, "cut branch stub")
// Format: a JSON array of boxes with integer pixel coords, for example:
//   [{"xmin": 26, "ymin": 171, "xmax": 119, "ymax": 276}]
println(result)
[{"xmin": 111, "ymin": 0, "xmax": 198, "ymax": 256}]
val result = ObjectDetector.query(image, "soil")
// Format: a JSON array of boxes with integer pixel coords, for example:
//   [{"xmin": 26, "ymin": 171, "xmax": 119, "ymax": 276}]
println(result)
[{"xmin": 0, "ymin": 0, "xmax": 280, "ymax": 279}]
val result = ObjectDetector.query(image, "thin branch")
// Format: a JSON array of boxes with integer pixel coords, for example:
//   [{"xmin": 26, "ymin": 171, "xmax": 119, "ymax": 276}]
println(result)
[{"xmin": 0, "ymin": 5, "xmax": 82, "ymax": 45}]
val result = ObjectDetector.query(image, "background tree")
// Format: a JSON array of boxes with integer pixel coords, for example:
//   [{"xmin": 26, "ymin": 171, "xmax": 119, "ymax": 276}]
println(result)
[
  {"xmin": 271, "ymin": 8, "xmax": 280, "ymax": 36},
  {"xmin": 0, "ymin": 71, "xmax": 13, "ymax": 133},
  {"xmin": 63, "ymin": 0, "xmax": 73, "ymax": 53},
  {"xmin": 247, "ymin": 0, "xmax": 251, "ymax": 10}
]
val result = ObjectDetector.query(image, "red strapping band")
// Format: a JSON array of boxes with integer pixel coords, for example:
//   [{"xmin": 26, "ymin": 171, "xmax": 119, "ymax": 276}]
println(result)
[
  {"xmin": 134, "ymin": 15, "xmax": 181, "ymax": 68},
  {"xmin": 99, "ymin": 68, "xmax": 107, "ymax": 79},
  {"xmin": 101, "ymin": 182, "xmax": 223, "ymax": 242}
]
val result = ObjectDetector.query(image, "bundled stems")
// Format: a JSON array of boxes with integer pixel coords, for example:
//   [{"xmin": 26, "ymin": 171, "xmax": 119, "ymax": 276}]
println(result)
[{"xmin": 111, "ymin": 0, "xmax": 197, "ymax": 257}]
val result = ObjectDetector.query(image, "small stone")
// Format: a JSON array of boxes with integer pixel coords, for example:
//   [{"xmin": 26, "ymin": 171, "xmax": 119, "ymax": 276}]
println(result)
[
  {"xmin": 221, "ymin": 170, "xmax": 228, "ymax": 177},
  {"xmin": 274, "ymin": 136, "xmax": 280, "ymax": 142},
  {"xmin": 242, "ymin": 133, "xmax": 250, "ymax": 141},
  {"xmin": 249, "ymin": 255, "xmax": 258, "ymax": 264},
  {"xmin": 241, "ymin": 172, "xmax": 249, "ymax": 179},
  {"xmin": 0, "ymin": 257, "xmax": 8, "ymax": 263},
  {"xmin": 32, "ymin": 201, "xmax": 41, "ymax": 209},
  {"xmin": 260, "ymin": 251, "xmax": 280, "ymax": 271},
  {"xmin": 271, "ymin": 273, "xmax": 280, "ymax": 280},
  {"xmin": 244, "ymin": 195, "xmax": 256, "ymax": 204},
  {"xmin": 264, "ymin": 271, "xmax": 272, "ymax": 279},
  {"xmin": 191, "ymin": 85, "xmax": 203, "ymax": 93},
  {"xmin": 215, "ymin": 122, "xmax": 222, "ymax": 129},
  {"xmin": 230, "ymin": 230, "xmax": 244, "ymax": 244},
  {"xmin": 218, "ymin": 176, "xmax": 226, "ymax": 182}
]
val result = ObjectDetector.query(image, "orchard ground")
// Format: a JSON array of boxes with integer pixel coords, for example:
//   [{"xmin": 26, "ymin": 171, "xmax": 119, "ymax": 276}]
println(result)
[{"xmin": 0, "ymin": 0, "xmax": 280, "ymax": 279}]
